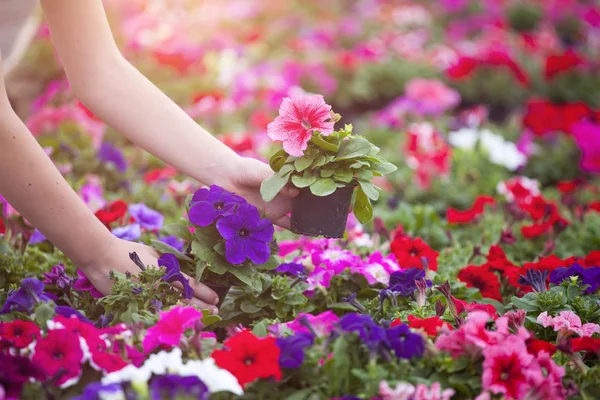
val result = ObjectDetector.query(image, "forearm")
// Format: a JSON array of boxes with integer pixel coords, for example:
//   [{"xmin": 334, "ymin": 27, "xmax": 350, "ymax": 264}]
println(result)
[
  {"xmin": 74, "ymin": 58, "xmax": 241, "ymax": 188},
  {"xmin": 0, "ymin": 106, "xmax": 113, "ymax": 266}
]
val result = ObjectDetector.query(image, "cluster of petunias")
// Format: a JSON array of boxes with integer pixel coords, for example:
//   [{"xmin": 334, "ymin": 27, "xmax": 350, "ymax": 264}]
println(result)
[
  {"xmin": 436, "ymin": 311, "xmax": 567, "ymax": 400},
  {"xmin": 188, "ymin": 185, "xmax": 275, "ymax": 265}
]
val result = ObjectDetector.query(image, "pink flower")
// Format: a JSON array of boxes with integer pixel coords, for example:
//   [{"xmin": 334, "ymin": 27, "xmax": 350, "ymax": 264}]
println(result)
[
  {"xmin": 413, "ymin": 382, "xmax": 455, "ymax": 400},
  {"xmin": 571, "ymin": 121, "xmax": 600, "ymax": 174},
  {"xmin": 531, "ymin": 351, "xmax": 566, "ymax": 399},
  {"xmin": 311, "ymin": 246, "xmax": 361, "ymax": 274},
  {"xmin": 482, "ymin": 337, "xmax": 538, "ymax": 400},
  {"xmin": 73, "ymin": 269, "xmax": 104, "ymax": 299},
  {"xmin": 267, "ymin": 94, "xmax": 335, "ymax": 156},
  {"xmin": 379, "ymin": 381, "xmax": 455, "ymax": 400},
  {"xmin": 405, "ymin": 78, "xmax": 460, "ymax": 115},
  {"xmin": 435, "ymin": 311, "xmax": 501, "ymax": 359},
  {"xmin": 353, "ymin": 251, "xmax": 400, "ymax": 285},
  {"xmin": 537, "ymin": 311, "xmax": 600, "ymax": 339},
  {"xmin": 404, "ymin": 122, "xmax": 451, "ymax": 189},
  {"xmin": 306, "ymin": 266, "xmax": 334, "ymax": 291},
  {"xmin": 380, "ymin": 381, "xmax": 415, "ymax": 400},
  {"xmin": 32, "ymin": 329, "xmax": 84, "ymax": 387},
  {"xmin": 287, "ymin": 311, "xmax": 339, "ymax": 337},
  {"xmin": 143, "ymin": 306, "xmax": 203, "ymax": 353},
  {"xmin": 79, "ymin": 176, "xmax": 106, "ymax": 213}
]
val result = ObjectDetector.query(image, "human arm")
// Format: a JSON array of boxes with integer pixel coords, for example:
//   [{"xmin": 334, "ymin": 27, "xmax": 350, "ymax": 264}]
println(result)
[
  {"xmin": 0, "ymin": 53, "xmax": 219, "ymax": 311},
  {"xmin": 39, "ymin": 0, "xmax": 296, "ymax": 227}
]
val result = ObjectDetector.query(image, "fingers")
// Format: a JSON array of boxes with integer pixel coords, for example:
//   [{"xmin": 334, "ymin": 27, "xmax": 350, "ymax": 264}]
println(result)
[
  {"xmin": 183, "ymin": 273, "xmax": 219, "ymax": 304},
  {"xmin": 274, "ymin": 215, "xmax": 291, "ymax": 230},
  {"xmin": 184, "ymin": 297, "xmax": 219, "ymax": 315},
  {"xmin": 280, "ymin": 184, "xmax": 299, "ymax": 197}
]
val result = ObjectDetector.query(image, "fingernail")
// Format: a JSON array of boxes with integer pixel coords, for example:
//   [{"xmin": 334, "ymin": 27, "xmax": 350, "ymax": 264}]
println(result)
[
  {"xmin": 211, "ymin": 306, "xmax": 219, "ymax": 315},
  {"xmin": 212, "ymin": 296, "xmax": 220, "ymax": 305}
]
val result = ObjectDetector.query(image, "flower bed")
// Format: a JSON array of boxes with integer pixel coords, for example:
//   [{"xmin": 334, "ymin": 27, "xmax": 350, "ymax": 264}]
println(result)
[{"xmin": 2, "ymin": 1, "xmax": 600, "ymax": 399}]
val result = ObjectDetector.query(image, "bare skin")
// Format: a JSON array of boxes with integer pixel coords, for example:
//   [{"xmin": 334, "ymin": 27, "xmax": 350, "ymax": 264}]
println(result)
[{"xmin": 0, "ymin": 0, "xmax": 297, "ymax": 313}]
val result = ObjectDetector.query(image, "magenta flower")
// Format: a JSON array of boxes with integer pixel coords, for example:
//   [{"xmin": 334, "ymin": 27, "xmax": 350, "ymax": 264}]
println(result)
[
  {"xmin": 32, "ymin": 329, "xmax": 84, "ymax": 386},
  {"xmin": 352, "ymin": 252, "xmax": 400, "ymax": 285},
  {"xmin": 571, "ymin": 121, "xmax": 600, "ymax": 174},
  {"xmin": 537, "ymin": 311, "xmax": 600, "ymax": 339},
  {"xmin": 306, "ymin": 267, "xmax": 334, "ymax": 291},
  {"xmin": 311, "ymin": 246, "xmax": 361, "ymax": 274},
  {"xmin": 287, "ymin": 311, "xmax": 339, "ymax": 337},
  {"xmin": 128, "ymin": 204, "xmax": 164, "ymax": 231},
  {"xmin": 73, "ymin": 269, "xmax": 104, "ymax": 299},
  {"xmin": 404, "ymin": 78, "xmax": 460, "ymax": 115},
  {"xmin": 216, "ymin": 203, "xmax": 274, "ymax": 265},
  {"xmin": 143, "ymin": 306, "xmax": 203, "ymax": 353},
  {"xmin": 267, "ymin": 94, "xmax": 335, "ymax": 156}
]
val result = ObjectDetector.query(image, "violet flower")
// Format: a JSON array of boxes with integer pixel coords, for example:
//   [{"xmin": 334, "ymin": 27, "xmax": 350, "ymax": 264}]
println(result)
[
  {"xmin": 518, "ymin": 269, "xmax": 548, "ymax": 293},
  {"xmin": 0, "ymin": 353, "xmax": 45, "ymax": 399},
  {"xmin": 98, "ymin": 142, "xmax": 127, "ymax": 173},
  {"xmin": 158, "ymin": 235, "xmax": 184, "ymax": 252},
  {"xmin": 43, "ymin": 264, "xmax": 73, "ymax": 291},
  {"xmin": 0, "ymin": 278, "xmax": 53, "ymax": 314},
  {"xmin": 112, "ymin": 224, "xmax": 141, "ymax": 241},
  {"xmin": 73, "ymin": 269, "xmax": 104, "ymax": 299},
  {"xmin": 339, "ymin": 313, "xmax": 388, "ymax": 353},
  {"xmin": 276, "ymin": 332, "xmax": 314, "ymax": 369},
  {"xmin": 188, "ymin": 185, "xmax": 246, "ymax": 227},
  {"xmin": 128, "ymin": 204, "xmax": 164, "ymax": 231},
  {"xmin": 28, "ymin": 229, "xmax": 47, "ymax": 245},
  {"xmin": 149, "ymin": 375, "xmax": 209, "ymax": 400},
  {"xmin": 158, "ymin": 253, "xmax": 193, "ymax": 299},
  {"xmin": 386, "ymin": 324, "xmax": 425, "ymax": 360},
  {"xmin": 550, "ymin": 265, "xmax": 600, "ymax": 293},
  {"xmin": 388, "ymin": 268, "xmax": 432, "ymax": 297},
  {"xmin": 55, "ymin": 306, "xmax": 93, "ymax": 324},
  {"xmin": 216, "ymin": 203, "xmax": 274, "ymax": 265},
  {"xmin": 275, "ymin": 262, "xmax": 306, "ymax": 277},
  {"xmin": 73, "ymin": 382, "xmax": 125, "ymax": 400}
]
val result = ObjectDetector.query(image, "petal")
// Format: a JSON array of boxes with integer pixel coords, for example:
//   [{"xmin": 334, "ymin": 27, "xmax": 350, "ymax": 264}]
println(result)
[
  {"xmin": 217, "ymin": 214, "xmax": 243, "ymax": 240},
  {"xmin": 249, "ymin": 219, "xmax": 275, "ymax": 243},
  {"xmin": 245, "ymin": 239, "xmax": 271, "ymax": 264},
  {"xmin": 224, "ymin": 238, "xmax": 248, "ymax": 265},
  {"xmin": 189, "ymin": 202, "xmax": 220, "ymax": 227}
]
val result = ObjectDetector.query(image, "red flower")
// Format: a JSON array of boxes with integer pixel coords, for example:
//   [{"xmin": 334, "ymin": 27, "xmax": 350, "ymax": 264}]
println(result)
[
  {"xmin": 446, "ymin": 56, "xmax": 478, "ymax": 79},
  {"xmin": 390, "ymin": 237, "xmax": 439, "ymax": 271},
  {"xmin": 482, "ymin": 51, "xmax": 529, "ymax": 86},
  {"xmin": 0, "ymin": 217, "xmax": 6, "ymax": 234},
  {"xmin": 557, "ymin": 180, "xmax": 580, "ymax": 193},
  {"xmin": 545, "ymin": 50, "xmax": 584, "ymax": 80},
  {"xmin": 520, "ymin": 196, "xmax": 553, "ymax": 221},
  {"xmin": 407, "ymin": 315, "xmax": 452, "ymax": 337},
  {"xmin": 526, "ymin": 338, "xmax": 557, "ymax": 356},
  {"xmin": 90, "ymin": 351, "xmax": 128, "ymax": 373},
  {"xmin": 143, "ymin": 166, "xmax": 177, "ymax": 183},
  {"xmin": 221, "ymin": 134, "xmax": 255, "ymax": 153},
  {"xmin": 0, "ymin": 320, "xmax": 40, "ymax": 348},
  {"xmin": 75, "ymin": 100, "xmax": 101, "ymax": 122},
  {"xmin": 524, "ymin": 255, "xmax": 569, "ymax": 274},
  {"xmin": 32, "ymin": 329, "xmax": 84, "ymax": 385},
  {"xmin": 571, "ymin": 337, "xmax": 600, "ymax": 354},
  {"xmin": 95, "ymin": 200, "xmax": 128, "ymax": 228},
  {"xmin": 452, "ymin": 297, "xmax": 498, "ymax": 318},
  {"xmin": 212, "ymin": 330, "xmax": 282, "ymax": 387},
  {"xmin": 447, "ymin": 196, "xmax": 495, "ymax": 224},
  {"xmin": 523, "ymin": 99, "xmax": 593, "ymax": 136},
  {"xmin": 191, "ymin": 90, "xmax": 223, "ymax": 105},
  {"xmin": 54, "ymin": 316, "xmax": 106, "ymax": 354},
  {"xmin": 585, "ymin": 251, "xmax": 600, "ymax": 267},
  {"xmin": 589, "ymin": 202, "xmax": 600, "ymax": 213},
  {"xmin": 457, "ymin": 265, "xmax": 503, "ymax": 301}
]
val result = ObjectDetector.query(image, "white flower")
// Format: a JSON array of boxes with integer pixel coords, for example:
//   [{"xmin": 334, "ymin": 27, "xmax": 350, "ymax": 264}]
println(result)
[
  {"xmin": 178, "ymin": 358, "xmax": 244, "ymax": 395},
  {"xmin": 102, "ymin": 364, "xmax": 152, "ymax": 385},
  {"xmin": 448, "ymin": 127, "xmax": 479, "ymax": 150},
  {"xmin": 143, "ymin": 348, "xmax": 185, "ymax": 375}
]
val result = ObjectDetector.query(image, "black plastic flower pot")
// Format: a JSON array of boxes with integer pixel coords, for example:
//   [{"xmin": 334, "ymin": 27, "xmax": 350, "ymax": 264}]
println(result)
[
  {"xmin": 291, "ymin": 184, "xmax": 355, "ymax": 238},
  {"xmin": 205, "ymin": 283, "xmax": 231, "ymax": 309}
]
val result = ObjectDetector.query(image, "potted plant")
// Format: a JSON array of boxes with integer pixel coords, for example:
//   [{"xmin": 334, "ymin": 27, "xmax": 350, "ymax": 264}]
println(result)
[
  {"xmin": 151, "ymin": 185, "xmax": 279, "ymax": 308},
  {"xmin": 260, "ymin": 94, "xmax": 397, "ymax": 238}
]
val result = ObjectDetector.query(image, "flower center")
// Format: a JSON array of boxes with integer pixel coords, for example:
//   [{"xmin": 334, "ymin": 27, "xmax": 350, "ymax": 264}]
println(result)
[
  {"xmin": 13, "ymin": 327, "xmax": 23, "ymax": 335},
  {"xmin": 239, "ymin": 228, "xmax": 249, "ymax": 237},
  {"xmin": 244, "ymin": 356, "xmax": 255, "ymax": 366},
  {"xmin": 53, "ymin": 351, "xmax": 64, "ymax": 360},
  {"xmin": 301, "ymin": 119, "xmax": 312, "ymax": 130},
  {"xmin": 409, "ymin": 247, "xmax": 419, "ymax": 256},
  {"xmin": 214, "ymin": 201, "xmax": 224, "ymax": 210}
]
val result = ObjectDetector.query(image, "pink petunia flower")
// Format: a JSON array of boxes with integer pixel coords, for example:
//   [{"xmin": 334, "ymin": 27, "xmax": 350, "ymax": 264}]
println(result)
[
  {"xmin": 73, "ymin": 270, "xmax": 104, "ymax": 299},
  {"xmin": 352, "ymin": 251, "xmax": 400, "ymax": 285},
  {"xmin": 287, "ymin": 311, "xmax": 339, "ymax": 337},
  {"xmin": 537, "ymin": 311, "xmax": 600, "ymax": 339},
  {"xmin": 435, "ymin": 311, "xmax": 502, "ymax": 359},
  {"xmin": 143, "ymin": 306, "xmax": 203, "ymax": 353},
  {"xmin": 267, "ymin": 94, "xmax": 335, "ymax": 156},
  {"xmin": 404, "ymin": 78, "xmax": 460, "ymax": 115},
  {"xmin": 571, "ymin": 121, "xmax": 600, "ymax": 174},
  {"xmin": 32, "ymin": 329, "xmax": 84, "ymax": 387},
  {"xmin": 311, "ymin": 246, "xmax": 361, "ymax": 274}
]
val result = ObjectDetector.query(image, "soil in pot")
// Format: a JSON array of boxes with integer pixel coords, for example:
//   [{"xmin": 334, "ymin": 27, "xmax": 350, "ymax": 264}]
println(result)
[
  {"xmin": 291, "ymin": 184, "xmax": 355, "ymax": 238},
  {"xmin": 205, "ymin": 283, "xmax": 231, "ymax": 309}
]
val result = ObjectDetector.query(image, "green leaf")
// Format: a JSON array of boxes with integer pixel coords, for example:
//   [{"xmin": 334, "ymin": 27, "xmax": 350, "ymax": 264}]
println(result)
[
  {"xmin": 207, "ymin": 253, "xmax": 229, "ymax": 275},
  {"xmin": 286, "ymin": 389, "xmax": 315, "ymax": 400},
  {"xmin": 291, "ymin": 174, "xmax": 317, "ymax": 188},
  {"xmin": 354, "ymin": 186, "xmax": 373, "ymax": 224},
  {"xmin": 269, "ymin": 149, "xmax": 288, "ymax": 172},
  {"xmin": 310, "ymin": 179, "xmax": 337, "ymax": 196},
  {"xmin": 320, "ymin": 169, "xmax": 335, "ymax": 178},
  {"xmin": 252, "ymin": 319, "xmax": 270, "ymax": 336},
  {"xmin": 358, "ymin": 180, "xmax": 379, "ymax": 201},
  {"xmin": 334, "ymin": 170, "xmax": 353, "ymax": 183},
  {"xmin": 163, "ymin": 223, "xmax": 192, "ymax": 241},
  {"xmin": 195, "ymin": 260, "xmax": 208, "ymax": 283},
  {"xmin": 241, "ymin": 300, "xmax": 263, "ymax": 314},
  {"xmin": 336, "ymin": 137, "xmax": 374, "ymax": 160},
  {"xmin": 261, "ymin": 172, "xmax": 291, "ymax": 202},
  {"xmin": 279, "ymin": 164, "xmax": 295, "ymax": 175},
  {"xmin": 355, "ymin": 169, "xmax": 374, "ymax": 181},
  {"xmin": 191, "ymin": 241, "xmax": 212, "ymax": 262},
  {"xmin": 35, "ymin": 302, "xmax": 55, "ymax": 327},
  {"xmin": 294, "ymin": 156, "xmax": 314, "ymax": 172},
  {"xmin": 283, "ymin": 292, "xmax": 307, "ymax": 305},
  {"xmin": 369, "ymin": 156, "xmax": 398, "ymax": 175},
  {"xmin": 229, "ymin": 267, "xmax": 262, "ymax": 292},
  {"xmin": 150, "ymin": 240, "xmax": 192, "ymax": 261},
  {"xmin": 310, "ymin": 135, "xmax": 339, "ymax": 153}
]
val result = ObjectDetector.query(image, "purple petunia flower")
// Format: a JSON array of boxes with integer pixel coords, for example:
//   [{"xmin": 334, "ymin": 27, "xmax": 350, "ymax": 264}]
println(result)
[
  {"xmin": 387, "ymin": 268, "xmax": 432, "ymax": 297},
  {"xmin": 72, "ymin": 382, "xmax": 125, "ymax": 400},
  {"xmin": 158, "ymin": 235, "xmax": 184, "ymax": 252},
  {"xmin": 158, "ymin": 253, "xmax": 193, "ymax": 299},
  {"xmin": 550, "ymin": 264, "xmax": 600, "ymax": 293},
  {"xmin": 339, "ymin": 313, "xmax": 388, "ymax": 353},
  {"xmin": 28, "ymin": 229, "xmax": 47, "ymax": 245},
  {"xmin": 518, "ymin": 269, "xmax": 548, "ymax": 293},
  {"xmin": 73, "ymin": 269, "xmax": 104, "ymax": 299},
  {"xmin": 386, "ymin": 324, "xmax": 424, "ymax": 360},
  {"xmin": 98, "ymin": 142, "xmax": 127, "ymax": 173},
  {"xmin": 149, "ymin": 375, "xmax": 209, "ymax": 400},
  {"xmin": 0, "ymin": 278, "xmax": 53, "ymax": 314},
  {"xmin": 276, "ymin": 332, "xmax": 314, "ymax": 369},
  {"xmin": 128, "ymin": 204, "xmax": 164, "ymax": 231},
  {"xmin": 275, "ymin": 262, "xmax": 306, "ymax": 277},
  {"xmin": 43, "ymin": 264, "xmax": 73, "ymax": 291},
  {"xmin": 55, "ymin": 306, "xmax": 93, "ymax": 324},
  {"xmin": 112, "ymin": 224, "xmax": 142, "ymax": 241},
  {"xmin": 216, "ymin": 203, "xmax": 274, "ymax": 265},
  {"xmin": 188, "ymin": 185, "xmax": 246, "ymax": 227}
]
